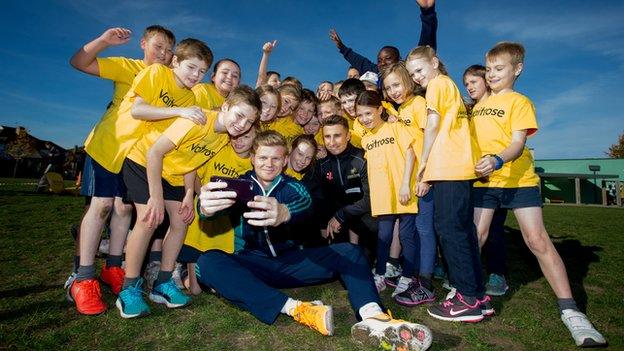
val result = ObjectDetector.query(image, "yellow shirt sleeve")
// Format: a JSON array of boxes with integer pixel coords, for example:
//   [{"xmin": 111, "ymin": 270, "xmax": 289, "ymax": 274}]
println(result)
[
  {"xmin": 425, "ymin": 76, "xmax": 447, "ymax": 116},
  {"xmin": 511, "ymin": 96, "xmax": 538, "ymax": 136},
  {"xmin": 161, "ymin": 118, "xmax": 197, "ymax": 148}
]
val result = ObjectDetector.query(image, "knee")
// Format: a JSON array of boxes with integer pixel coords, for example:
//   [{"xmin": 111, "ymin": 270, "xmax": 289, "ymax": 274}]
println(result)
[
  {"xmin": 114, "ymin": 201, "xmax": 133, "ymax": 217},
  {"xmin": 524, "ymin": 231, "xmax": 550, "ymax": 255},
  {"xmin": 91, "ymin": 200, "xmax": 113, "ymax": 220}
]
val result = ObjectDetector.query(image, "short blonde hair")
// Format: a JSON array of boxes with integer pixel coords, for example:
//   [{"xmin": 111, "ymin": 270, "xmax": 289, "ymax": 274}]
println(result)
[
  {"xmin": 319, "ymin": 96, "xmax": 342, "ymax": 112},
  {"xmin": 277, "ymin": 84, "xmax": 302, "ymax": 109},
  {"xmin": 252, "ymin": 130, "xmax": 288, "ymax": 154},
  {"xmin": 486, "ymin": 42, "xmax": 525, "ymax": 66},
  {"xmin": 406, "ymin": 46, "xmax": 448, "ymax": 75},
  {"xmin": 225, "ymin": 85, "xmax": 262, "ymax": 117}
]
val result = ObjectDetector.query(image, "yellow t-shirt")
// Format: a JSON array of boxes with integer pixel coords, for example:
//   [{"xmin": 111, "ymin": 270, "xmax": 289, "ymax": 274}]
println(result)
[
  {"xmin": 313, "ymin": 131, "xmax": 324, "ymax": 147},
  {"xmin": 192, "ymin": 83, "xmax": 226, "ymax": 110},
  {"xmin": 472, "ymin": 92, "xmax": 540, "ymax": 188},
  {"xmin": 423, "ymin": 74, "xmax": 480, "ymax": 182},
  {"xmin": 284, "ymin": 167, "xmax": 305, "ymax": 180},
  {"xmin": 185, "ymin": 146, "xmax": 252, "ymax": 253},
  {"xmin": 152, "ymin": 110, "xmax": 230, "ymax": 186},
  {"xmin": 362, "ymin": 121, "xmax": 418, "ymax": 216},
  {"xmin": 344, "ymin": 114, "xmax": 364, "ymax": 149},
  {"xmin": 123, "ymin": 64, "xmax": 197, "ymax": 175},
  {"xmin": 272, "ymin": 116, "xmax": 304, "ymax": 144},
  {"xmin": 83, "ymin": 57, "xmax": 147, "ymax": 172},
  {"xmin": 398, "ymin": 95, "xmax": 427, "ymax": 159},
  {"xmin": 260, "ymin": 119, "xmax": 278, "ymax": 132}
]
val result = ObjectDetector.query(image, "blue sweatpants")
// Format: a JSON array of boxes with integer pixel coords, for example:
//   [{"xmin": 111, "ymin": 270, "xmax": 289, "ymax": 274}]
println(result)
[
  {"xmin": 415, "ymin": 190, "xmax": 436, "ymax": 276},
  {"xmin": 195, "ymin": 243, "xmax": 382, "ymax": 325},
  {"xmin": 376, "ymin": 214, "xmax": 417, "ymax": 277},
  {"xmin": 433, "ymin": 181, "xmax": 485, "ymax": 298}
]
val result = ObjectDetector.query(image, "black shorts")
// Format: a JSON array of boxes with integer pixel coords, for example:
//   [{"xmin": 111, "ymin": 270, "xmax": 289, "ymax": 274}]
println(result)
[
  {"xmin": 473, "ymin": 186, "xmax": 543, "ymax": 209},
  {"xmin": 122, "ymin": 158, "xmax": 185, "ymax": 204},
  {"xmin": 177, "ymin": 244, "xmax": 204, "ymax": 264}
]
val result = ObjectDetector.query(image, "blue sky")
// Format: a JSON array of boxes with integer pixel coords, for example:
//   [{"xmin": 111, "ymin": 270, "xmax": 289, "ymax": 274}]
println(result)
[{"xmin": 1, "ymin": 0, "xmax": 623, "ymax": 159}]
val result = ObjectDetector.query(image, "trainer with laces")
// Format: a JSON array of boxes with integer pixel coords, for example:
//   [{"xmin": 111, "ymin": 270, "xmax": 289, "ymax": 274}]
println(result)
[{"xmin": 195, "ymin": 132, "xmax": 433, "ymax": 350}]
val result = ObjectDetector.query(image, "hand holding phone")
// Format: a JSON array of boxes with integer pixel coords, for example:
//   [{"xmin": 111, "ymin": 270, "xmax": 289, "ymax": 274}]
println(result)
[{"xmin": 210, "ymin": 176, "xmax": 255, "ymax": 206}]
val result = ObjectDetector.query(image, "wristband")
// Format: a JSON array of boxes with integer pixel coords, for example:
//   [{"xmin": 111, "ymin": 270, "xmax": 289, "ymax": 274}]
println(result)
[{"xmin": 492, "ymin": 154, "xmax": 504, "ymax": 170}]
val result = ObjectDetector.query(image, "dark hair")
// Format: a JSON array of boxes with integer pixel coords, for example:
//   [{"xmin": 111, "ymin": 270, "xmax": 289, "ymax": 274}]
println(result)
[
  {"xmin": 379, "ymin": 46, "xmax": 400, "ymax": 59},
  {"xmin": 291, "ymin": 134, "xmax": 318, "ymax": 171},
  {"xmin": 338, "ymin": 78, "xmax": 366, "ymax": 98},
  {"xmin": 143, "ymin": 25, "xmax": 176, "ymax": 45},
  {"xmin": 300, "ymin": 89, "xmax": 319, "ymax": 114},
  {"xmin": 463, "ymin": 64, "xmax": 486, "ymax": 80},
  {"xmin": 267, "ymin": 71, "xmax": 281, "ymax": 79},
  {"xmin": 213, "ymin": 58, "xmax": 241, "ymax": 75},
  {"xmin": 321, "ymin": 114, "xmax": 349, "ymax": 130},
  {"xmin": 355, "ymin": 90, "xmax": 388, "ymax": 120}
]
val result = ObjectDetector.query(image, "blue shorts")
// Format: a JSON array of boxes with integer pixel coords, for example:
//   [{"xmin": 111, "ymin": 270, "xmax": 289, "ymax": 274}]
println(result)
[
  {"xmin": 80, "ymin": 155, "xmax": 127, "ymax": 198},
  {"xmin": 473, "ymin": 186, "xmax": 542, "ymax": 209},
  {"xmin": 177, "ymin": 244, "xmax": 204, "ymax": 264}
]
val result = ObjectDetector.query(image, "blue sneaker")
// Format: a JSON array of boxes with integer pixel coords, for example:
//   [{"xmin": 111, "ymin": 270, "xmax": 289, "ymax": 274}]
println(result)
[
  {"xmin": 485, "ymin": 274, "xmax": 509, "ymax": 296},
  {"xmin": 149, "ymin": 278, "xmax": 191, "ymax": 308},
  {"xmin": 116, "ymin": 279, "xmax": 150, "ymax": 318}
]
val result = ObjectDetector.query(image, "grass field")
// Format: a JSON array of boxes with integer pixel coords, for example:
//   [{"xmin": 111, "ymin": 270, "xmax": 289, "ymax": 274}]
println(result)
[{"xmin": 1, "ymin": 177, "xmax": 622, "ymax": 350}]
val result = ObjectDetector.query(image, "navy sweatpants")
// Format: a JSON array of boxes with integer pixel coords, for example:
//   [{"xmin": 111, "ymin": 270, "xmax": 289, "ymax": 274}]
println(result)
[{"xmin": 195, "ymin": 243, "xmax": 381, "ymax": 324}]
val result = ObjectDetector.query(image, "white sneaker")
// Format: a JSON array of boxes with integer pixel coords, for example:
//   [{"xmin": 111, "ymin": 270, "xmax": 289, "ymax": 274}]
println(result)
[
  {"xmin": 561, "ymin": 309, "xmax": 607, "ymax": 347},
  {"xmin": 351, "ymin": 312, "xmax": 432, "ymax": 350},
  {"xmin": 143, "ymin": 261, "xmax": 160, "ymax": 291},
  {"xmin": 374, "ymin": 274, "xmax": 386, "ymax": 293},
  {"xmin": 391, "ymin": 276, "xmax": 413, "ymax": 298},
  {"xmin": 172, "ymin": 262, "xmax": 186, "ymax": 289},
  {"xmin": 385, "ymin": 262, "xmax": 402, "ymax": 277}
]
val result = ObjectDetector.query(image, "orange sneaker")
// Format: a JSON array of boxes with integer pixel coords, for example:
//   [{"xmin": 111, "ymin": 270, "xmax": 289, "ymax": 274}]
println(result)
[
  {"xmin": 69, "ymin": 279, "xmax": 107, "ymax": 315},
  {"xmin": 291, "ymin": 302, "xmax": 334, "ymax": 336},
  {"xmin": 100, "ymin": 264, "xmax": 125, "ymax": 295}
]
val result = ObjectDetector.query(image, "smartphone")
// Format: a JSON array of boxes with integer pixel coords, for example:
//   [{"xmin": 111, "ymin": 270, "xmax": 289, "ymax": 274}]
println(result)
[{"xmin": 210, "ymin": 176, "xmax": 255, "ymax": 205}]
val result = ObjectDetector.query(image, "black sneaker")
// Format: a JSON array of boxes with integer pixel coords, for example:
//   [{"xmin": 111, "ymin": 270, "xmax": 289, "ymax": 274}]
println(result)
[
  {"xmin": 427, "ymin": 292, "xmax": 484, "ymax": 323},
  {"xmin": 394, "ymin": 281, "xmax": 436, "ymax": 307}
]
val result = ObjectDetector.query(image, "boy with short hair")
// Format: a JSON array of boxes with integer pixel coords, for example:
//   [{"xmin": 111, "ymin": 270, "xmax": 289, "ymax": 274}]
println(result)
[
  {"xmin": 472, "ymin": 42, "xmax": 606, "ymax": 347},
  {"xmin": 318, "ymin": 96, "xmax": 342, "ymax": 123},
  {"xmin": 68, "ymin": 25, "xmax": 176, "ymax": 315},
  {"xmin": 337, "ymin": 78, "xmax": 367, "ymax": 148}
]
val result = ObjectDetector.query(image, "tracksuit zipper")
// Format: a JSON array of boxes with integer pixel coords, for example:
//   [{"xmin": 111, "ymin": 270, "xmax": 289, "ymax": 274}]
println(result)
[{"xmin": 250, "ymin": 175, "xmax": 281, "ymax": 257}]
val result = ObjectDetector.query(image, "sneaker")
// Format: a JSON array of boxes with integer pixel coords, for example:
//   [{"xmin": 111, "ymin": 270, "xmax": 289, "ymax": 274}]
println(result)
[
  {"xmin": 116, "ymin": 279, "xmax": 150, "ymax": 318},
  {"xmin": 479, "ymin": 295, "xmax": 495, "ymax": 317},
  {"xmin": 291, "ymin": 301, "xmax": 334, "ymax": 336},
  {"xmin": 561, "ymin": 309, "xmax": 607, "ymax": 347},
  {"xmin": 485, "ymin": 274, "xmax": 509, "ymax": 296},
  {"xmin": 442, "ymin": 279, "xmax": 453, "ymax": 291},
  {"xmin": 63, "ymin": 272, "xmax": 76, "ymax": 302},
  {"xmin": 100, "ymin": 264, "xmax": 125, "ymax": 295},
  {"xmin": 384, "ymin": 263, "xmax": 402, "ymax": 288},
  {"xmin": 391, "ymin": 276, "xmax": 413, "ymax": 297},
  {"xmin": 69, "ymin": 279, "xmax": 107, "ymax": 315},
  {"xmin": 172, "ymin": 262, "xmax": 186, "ymax": 290},
  {"xmin": 143, "ymin": 260, "xmax": 160, "ymax": 291},
  {"xmin": 351, "ymin": 312, "xmax": 432, "ymax": 351},
  {"xmin": 149, "ymin": 278, "xmax": 191, "ymax": 308},
  {"xmin": 374, "ymin": 274, "xmax": 387, "ymax": 293},
  {"xmin": 395, "ymin": 281, "xmax": 436, "ymax": 307},
  {"xmin": 427, "ymin": 292, "xmax": 484, "ymax": 323}
]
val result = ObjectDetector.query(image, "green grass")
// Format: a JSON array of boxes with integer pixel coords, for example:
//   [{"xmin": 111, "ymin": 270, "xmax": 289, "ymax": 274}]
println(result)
[{"xmin": 1, "ymin": 177, "xmax": 622, "ymax": 350}]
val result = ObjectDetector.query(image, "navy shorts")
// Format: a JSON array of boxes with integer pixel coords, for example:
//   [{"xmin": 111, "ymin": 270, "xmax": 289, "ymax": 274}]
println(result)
[
  {"xmin": 177, "ymin": 244, "xmax": 204, "ymax": 264},
  {"xmin": 81, "ymin": 155, "xmax": 127, "ymax": 198},
  {"xmin": 122, "ymin": 158, "xmax": 185, "ymax": 204},
  {"xmin": 473, "ymin": 186, "xmax": 543, "ymax": 209}
]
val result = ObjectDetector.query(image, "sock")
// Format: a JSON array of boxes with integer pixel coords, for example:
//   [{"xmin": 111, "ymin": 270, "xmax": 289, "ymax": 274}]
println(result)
[
  {"xmin": 148, "ymin": 250, "xmax": 162, "ymax": 263},
  {"xmin": 388, "ymin": 257, "xmax": 400, "ymax": 268},
  {"xmin": 557, "ymin": 298, "xmax": 579, "ymax": 314},
  {"xmin": 155, "ymin": 270, "xmax": 173, "ymax": 286},
  {"xmin": 106, "ymin": 255, "xmax": 123, "ymax": 268},
  {"xmin": 281, "ymin": 298, "xmax": 301, "ymax": 316},
  {"xmin": 359, "ymin": 302, "xmax": 384, "ymax": 320},
  {"xmin": 75, "ymin": 265, "xmax": 95, "ymax": 281},
  {"xmin": 73, "ymin": 255, "xmax": 80, "ymax": 273},
  {"xmin": 420, "ymin": 275, "xmax": 433, "ymax": 291},
  {"xmin": 123, "ymin": 277, "xmax": 140, "ymax": 289}
]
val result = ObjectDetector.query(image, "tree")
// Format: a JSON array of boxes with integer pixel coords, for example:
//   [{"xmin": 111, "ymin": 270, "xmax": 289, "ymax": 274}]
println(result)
[{"xmin": 606, "ymin": 131, "xmax": 624, "ymax": 158}]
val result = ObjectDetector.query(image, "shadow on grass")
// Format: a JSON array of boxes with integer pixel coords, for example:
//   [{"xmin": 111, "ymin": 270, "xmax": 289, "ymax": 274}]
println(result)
[
  {"xmin": 0, "ymin": 284, "xmax": 60, "ymax": 298},
  {"xmin": 496, "ymin": 226, "xmax": 602, "ymax": 314}
]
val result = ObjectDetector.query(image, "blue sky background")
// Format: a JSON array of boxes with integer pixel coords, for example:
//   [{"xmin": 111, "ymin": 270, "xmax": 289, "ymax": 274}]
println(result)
[{"xmin": 1, "ymin": 0, "xmax": 623, "ymax": 159}]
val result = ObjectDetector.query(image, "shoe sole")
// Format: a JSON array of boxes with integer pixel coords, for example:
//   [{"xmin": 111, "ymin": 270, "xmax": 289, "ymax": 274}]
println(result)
[
  {"xmin": 351, "ymin": 323, "xmax": 432, "ymax": 351},
  {"xmin": 148, "ymin": 292, "xmax": 191, "ymax": 308},
  {"xmin": 115, "ymin": 299, "xmax": 149, "ymax": 319},
  {"xmin": 485, "ymin": 287, "xmax": 509, "ymax": 296},
  {"xmin": 427, "ymin": 309, "xmax": 484, "ymax": 323},
  {"xmin": 579, "ymin": 337, "xmax": 607, "ymax": 348},
  {"xmin": 324, "ymin": 305, "xmax": 335, "ymax": 336}
]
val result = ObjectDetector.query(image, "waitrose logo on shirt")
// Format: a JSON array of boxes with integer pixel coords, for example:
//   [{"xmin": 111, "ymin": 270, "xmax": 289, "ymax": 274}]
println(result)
[{"xmin": 365, "ymin": 137, "xmax": 395, "ymax": 151}]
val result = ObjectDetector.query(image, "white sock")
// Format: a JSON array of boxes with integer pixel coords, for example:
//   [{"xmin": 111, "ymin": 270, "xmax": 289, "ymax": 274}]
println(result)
[
  {"xmin": 281, "ymin": 298, "xmax": 301, "ymax": 316},
  {"xmin": 359, "ymin": 302, "xmax": 383, "ymax": 320}
]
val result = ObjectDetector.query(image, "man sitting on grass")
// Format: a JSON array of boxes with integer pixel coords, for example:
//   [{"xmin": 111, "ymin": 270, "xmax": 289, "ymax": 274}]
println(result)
[{"xmin": 195, "ymin": 131, "xmax": 432, "ymax": 351}]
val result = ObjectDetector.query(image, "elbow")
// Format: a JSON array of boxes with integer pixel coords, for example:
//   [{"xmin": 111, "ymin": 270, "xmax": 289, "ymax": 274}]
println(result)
[{"xmin": 130, "ymin": 104, "xmax": 142, "ymax": 120}]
